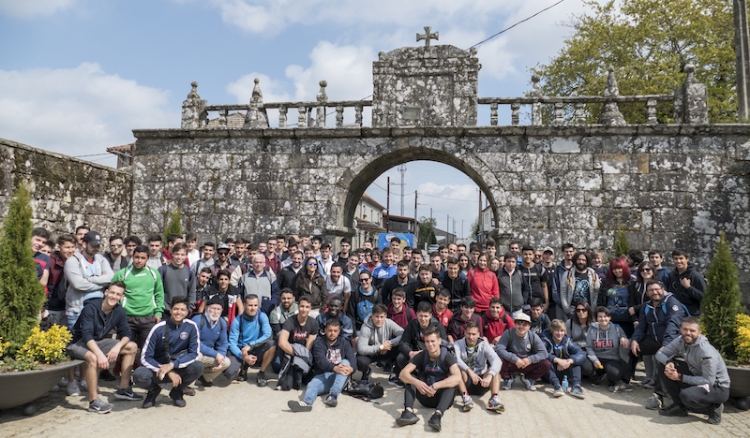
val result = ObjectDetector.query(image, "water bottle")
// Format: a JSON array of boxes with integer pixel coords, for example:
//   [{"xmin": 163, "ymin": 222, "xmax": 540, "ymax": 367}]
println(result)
[{"xmin": 562, "ymin": 375, "xmax": 569, "ymax": 392}]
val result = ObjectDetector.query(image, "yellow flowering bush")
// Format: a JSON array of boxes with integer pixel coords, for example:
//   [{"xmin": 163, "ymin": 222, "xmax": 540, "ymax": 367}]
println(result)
[
  {"xmin": 735, "ymin": 314, "xmax": 750, "ymax": 364},
  {"xmin": 0, "ymin": 337, "xmax": 10, "ymax": 357},
  {"xmin": 17, "ymin": 325, "xmax": 71, "ymax": 364}
]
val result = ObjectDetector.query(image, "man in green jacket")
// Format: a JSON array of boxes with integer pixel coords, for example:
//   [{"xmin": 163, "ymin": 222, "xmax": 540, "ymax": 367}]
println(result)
[{"xmin": 112, "ymin": 245, "xmax": 165, "ymax": 351}]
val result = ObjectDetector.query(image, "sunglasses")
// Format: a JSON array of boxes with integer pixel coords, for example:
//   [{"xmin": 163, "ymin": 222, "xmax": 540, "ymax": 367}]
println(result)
[
  {"xmin": 360, "ymin": 278, "xmax": 371, "ymax": 282},
  {"xmin": 641, "ymin": 268, "xmax": 652, "ymax": 272},
  {"xmin": 575, "ymin": 308, "xmax": 587, "ymax": 313},
  {"xmin": 308, "ymin": 262, "xmax": 318, "ymax": 266}
]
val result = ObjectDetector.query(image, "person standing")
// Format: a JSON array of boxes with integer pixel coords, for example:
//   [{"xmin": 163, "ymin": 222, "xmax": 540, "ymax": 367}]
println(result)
[{"xmin": 666, "ymin": 250, "xmax": 706, "ymax": 317}]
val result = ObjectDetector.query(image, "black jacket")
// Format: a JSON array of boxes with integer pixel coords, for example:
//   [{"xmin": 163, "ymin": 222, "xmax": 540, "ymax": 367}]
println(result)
[
  {"xmin": 440, "ymin": 274, "xmax": 470, "ymax": 313},
  {"xmin": 278, "ymin": 265, "xmax": 301, "ymax": 292},
  {"xmin": 665, "ymin": 263, "xmax": 706, "ymax": 316},
  {"xmin": 381, "ymin": 276, "xmax": 414, "ymax": 307},
  {"xmin": 70, "ymin": 298, "xmax": 131, "ymax": 344},
  {"xmin": 398, "ymin": 317, "xmax": 447, "ymax": 355}
]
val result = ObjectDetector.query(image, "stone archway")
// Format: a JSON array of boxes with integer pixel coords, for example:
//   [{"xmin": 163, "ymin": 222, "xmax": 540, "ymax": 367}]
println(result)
[{"xmin": 337, "ymin": 139, "xmax": 504, "ymax": 242}]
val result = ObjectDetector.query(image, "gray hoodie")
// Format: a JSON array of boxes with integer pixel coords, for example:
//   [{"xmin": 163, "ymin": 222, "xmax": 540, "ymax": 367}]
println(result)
[
  {"xmin": 64, "ymin": 251, "xmax": 114, "ymax": 314},
  {"xmin": 655, "ymin": 334, "xmax": 730, "ymax": 389},
  {"xmin": 495, "ymin": 328, "xmax": 548, "ymax": 364},
  {"xmin": 356, "ymin": 315, "xmax": 403, "ymax": 356},
  {"xmin": 454, "ymin": 338, "xmax": 501, "ymax": 376},
  {"xmin": 585, "ymin": 322, "xmax": 627, "ymax": 363}
]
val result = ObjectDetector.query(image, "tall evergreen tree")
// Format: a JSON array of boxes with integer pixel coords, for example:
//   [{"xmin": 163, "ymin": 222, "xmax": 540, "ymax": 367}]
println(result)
[
  {"xmin": 163, "ymin": 207, "xmax": 183, "ymax": 244},
  {"xmin": 0, "ymin": 183, "xmax": 45, "ymax": 356},
  {"xmin": 702, "ymin": 231, "xmax": 743, "ymax": 358}
]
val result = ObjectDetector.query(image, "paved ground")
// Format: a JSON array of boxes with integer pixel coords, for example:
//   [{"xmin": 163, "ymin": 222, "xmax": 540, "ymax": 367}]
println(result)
[{"xmin": 1, "ymin": 368, "xmax": 749, "ymax": 438}]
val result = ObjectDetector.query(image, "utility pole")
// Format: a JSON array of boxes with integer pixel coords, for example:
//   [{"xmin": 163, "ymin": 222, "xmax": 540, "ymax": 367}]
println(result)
[
  {"xmin": 414, "ymin": 191, "xmax": 418, "ymax": 234},
  {"xmin": 462, "ymin": 219, "xmax": 464, "ymax": 239},
  {"xmin": 397, "ymin": 164, "xmax": 407, "ymax": 216},
  {"xmin": 386, "ymin": 176, "xmax": 390, "ymax": 232},
  {"xmin": 446, "ymin": 214, "xmax": 450, "ymax": 243},
  {"xmin": 735, "ymin": 0, "xmax": 750, "ymax": 119},
  {"xmin": 477, "ymin": 188, "xmax": 483, "ymax": 242}
]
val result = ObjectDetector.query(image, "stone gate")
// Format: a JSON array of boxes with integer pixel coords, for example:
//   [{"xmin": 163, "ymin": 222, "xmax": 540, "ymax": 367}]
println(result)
[{"xmin": 130, "ymin": 38, "xmax": 750, "ymax": 299}]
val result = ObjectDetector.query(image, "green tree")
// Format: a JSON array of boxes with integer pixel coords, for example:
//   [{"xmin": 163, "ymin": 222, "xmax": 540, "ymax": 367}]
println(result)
[
  {"xmin": 163, "ymin": 207, "xmax": 183, "ymax": 244},
  {"xmin": 532, "ymin": 0, "xmax": 736, "ymax": 123},
  {"xmin": 0, "ymin": 183, "xmax": 45, "ymax": 357},
  {"xmin": 615, "ymin": 229, "xmax": 630, "ymax": 257},
  {"xmin": 701, "ymin": 231, "xmax": 743, "ymax": 359},
  {"xmin": 471, "ymin": 218, "xmax": 480, "ymax": 239},
  {"xmin": 418, "ymin": 216, "xmax": 437, "ymax": 248}
]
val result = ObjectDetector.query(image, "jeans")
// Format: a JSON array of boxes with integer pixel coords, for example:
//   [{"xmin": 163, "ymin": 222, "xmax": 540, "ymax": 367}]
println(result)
[
  {"xmin": 545, "ymin": 364, "xmax": 582, "ymax": 388},
  {"xmin": 500, "ymin": 359, "xmax": 551, "ymax": 380},
  {"xmin": 301, "ymin": 360, "xmax": 351, "ymax": 405},
  {"xmin": 66, "ymin": 311, "xmax": 80, "ymax": 331}
]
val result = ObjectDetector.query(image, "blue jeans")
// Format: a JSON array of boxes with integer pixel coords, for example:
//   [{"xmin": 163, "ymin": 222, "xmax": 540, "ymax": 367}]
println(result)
[{"xmin": 302, "ymin": 360, "xmax": 351, "ymax": 405}]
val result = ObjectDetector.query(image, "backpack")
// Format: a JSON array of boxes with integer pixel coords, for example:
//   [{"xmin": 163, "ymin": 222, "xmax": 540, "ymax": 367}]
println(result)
[
  {"xmin": 644, "ymin": 294, "xmax": 690, "ymax": 317},
  {"xmin": 356, "ymin": 298, "xmax": 375, "ymax": 323},
  {"xmin": 198, "ymin": 314, "xmax": 226, "ymax": 332},
  {"xmin": 343, "ymin": 379, "xmax": 384, "ymax": 402}
]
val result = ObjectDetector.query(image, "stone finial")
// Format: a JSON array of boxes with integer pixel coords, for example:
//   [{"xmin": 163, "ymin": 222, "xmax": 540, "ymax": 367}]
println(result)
[
  {"xmin": 244, "ymin": 77, "xmax": 269, "ymax": 129},
  {"xmin": 530, "ymin": 74, "xmax": 543, "ymax": 125},
  {"xmin": 598, "ymin": 66, "xmax": 627, "ymax": 126},
  {"xmin": 181, "ymin": 81, "xmax": 206, "ymax": 129},
  {"xmin": 317, "ymin": 80, "xmax": 328, "ymax": 103},
  {"xmin": 378, "ymin": 51, "xmax": 386, "ymax": 60},
  {"xmin": 674, "ymin": 63, "xmax": 708, "ymax": 124},
  {"xmin": 416, "ymin": 26, "xmax": 439, "ymax": 47},
  {"xmin": 316, "ymin": 80, "xmax": 328, "ymax": 127},
  {"xmin": 469, "ymin": 47, "xmax": 478, "ymax": 57}
]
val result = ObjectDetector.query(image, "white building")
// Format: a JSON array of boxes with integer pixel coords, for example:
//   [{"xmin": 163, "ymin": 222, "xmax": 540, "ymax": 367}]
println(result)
[{"xmin": 353, "ymin": 193, "xmax": 386, "ymax": 248}]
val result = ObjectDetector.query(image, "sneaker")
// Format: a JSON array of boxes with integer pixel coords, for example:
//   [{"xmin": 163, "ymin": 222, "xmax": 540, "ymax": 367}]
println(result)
[
  {"xmin": 427, "ymin": 412, "xmax": 442, "ymax": 431},
  {"xmin": 609, "ymin": 385, "xmax": 617, "ymax": 393},
  {"xmin": 462, "ymin": 394, "xmax": 474, "ymax": 411},
  {"xmin": 570, "ymin": 386, "xmax": 585, "ymax": 399},
  {"xmin": 362, "ymin": 367, "xmax": 372, "ymax": 381},
  {"xmin": 622, "ymin": 383, "xmax": 633, "ymax": 392},
  {"xmin": 502, "ymin": 379, "xmax": 513, "ymax": 391},
  {"xmin": 257, "ymin": 372, "xmax": 268, "ymax": 388},
  {"xmin": 169, "ymin": 388, "xmax": 186, "ymax": 407},
  {"xmin": 388, "ymin": 374, "xmax": 404, "ymax": 388},
  {"xmin": 114, "ymin": 387, "xmax": 143, "ymax": 401},
  {"xmin": 288, "ymin": 400, "xmax": 313, "ymax": 412},
  {"xmin": 323, "ymin": 394, "xmax": 338, "ymax": 407},
  {"xmin": 58, "ymin": 376, "xmax": 69, "ymax": 387},
  {"xmin": 396, "ymin": 409, "xmax": 420, "ymax": 427},
  {"xmin": 142, "ymin": 385, "xmax": 161, "ymax": 409},
  {"xmin": 487, "ymin": 396, "xmax": 505, "ymax": 412},
  {"xmin": 645, "ymin": 394, "xmax": 663, "ymax": 410},
  {"xmin": 659, "ymin": 403, "xmax": 688, "ymax": 417},
  {"xmin": 67, "ymin": 380, "xmax": 81, "ymax": 397},
  {"xmin": 80, "ymin": 378, "xmax": 89, "ymax": 391},
  {"xmin": 520, "ymin": 376, "xmax": 536, "ymax": 391},
  {"xmin": 707, "ymin": 403, "xmax": 723, "ymax": 425},
  {"xmin": 99, "ymin": 369, "xmax": 117, "ymax": 382},
  {"xmin": 553, "ymin": 385, "xmax": 564, "ymax": 398},
  {"xmin": 641, "ymin": 379, "xmax": 655, "ymax": 389},
  {"xmin": 590, "ymin": 373, "xmax": 605, "ymax": 387},
  {"xmin": 198, "ymin": 376, "xmax": 213, "ymax": 387},
  {"xmin": 87, "ymin": 398, "xmax": 112, "ymax": 414},
  {"xmin": 236, "ymin": 368, "xmax": 247, "ymax": 382},
  {"xmin": 183, "ymin": 386, "xmax": 196, "ymax": 396},
  {"xmin": 383, "ymin": 363, "xmax": 393, "ymax": 374}
]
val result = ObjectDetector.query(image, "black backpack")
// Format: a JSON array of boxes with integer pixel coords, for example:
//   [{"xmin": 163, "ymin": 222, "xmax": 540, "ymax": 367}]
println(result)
[{"xmin": 343, "ymin": 379, "xmax": 384, "ymax": 401}]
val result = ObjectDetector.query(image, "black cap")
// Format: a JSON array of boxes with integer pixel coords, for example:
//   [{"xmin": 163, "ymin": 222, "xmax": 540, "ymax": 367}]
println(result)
[
  {"xmin": 206, "ymin": 296, "xmax": 224, "ymax": 308},
  {"xmin": 83, "ymin": 231, "xmax": 102, "ymax": 246}
]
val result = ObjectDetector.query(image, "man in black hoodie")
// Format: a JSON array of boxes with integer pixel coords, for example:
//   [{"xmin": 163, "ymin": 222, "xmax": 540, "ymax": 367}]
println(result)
[
  {"xmin": 665, "ymin": 250, "xmax": 706, "ymax": 317},
  {"xmin": 440, "ymin": 257, "xmax": 470, "ymax": 313},
  {"xmin": 395, "ymin": 301, "xmax": 448, "ymax": 387},
  {"xmin": 66, "ymin": 281, "xmax": 142, "ymax": 413}
]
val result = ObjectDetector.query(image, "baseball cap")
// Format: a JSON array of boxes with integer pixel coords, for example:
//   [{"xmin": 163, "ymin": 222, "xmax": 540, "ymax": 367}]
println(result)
[
  {"xmin": 206, "ymin": 296, "xmax": 224, "ymax": 308},
  {"xmin": 513, "ymin": 312, "xmax": 531, "ymax": 323},
  {"xmin": 543, "ymin": 246, "xmax": 554, "ymax": 254},
  {"xmin": 217, "ymin": 242, "xmax": 230, "ymax": 251},
  {"xmin": 83, "ymin": 231, "xmax": 102, "ymax": 246}
]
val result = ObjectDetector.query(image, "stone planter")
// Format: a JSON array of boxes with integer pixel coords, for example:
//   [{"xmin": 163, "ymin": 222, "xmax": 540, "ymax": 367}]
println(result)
[
  {"xmin": 728, "ymin": 366, "xmax": 750, "ymax": 399},
  {"xmin": 0, "ymin": 360, "xmax": 82, "ymax": 414}
]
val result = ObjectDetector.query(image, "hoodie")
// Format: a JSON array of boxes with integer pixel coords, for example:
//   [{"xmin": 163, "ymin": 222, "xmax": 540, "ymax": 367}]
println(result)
[
  {"xmin": 398, "ymin": 317, "xmax": 447, "ymax": 355},
  {"xmin": 483, "ymin": 309, "xmax": 515, "ymax": 344},
  {"xmin": 655, "ymin": 334, "xmax": 730, "ymax": 389},
  {"xmin": 497, "ymin": 267, "xmax": 529, "ymax": 312},
  {"xmin": 467, "ymin": 267, "xmax": 499, "ymax": 313},
  {"xmin": 440, "ymin": 274, "xmax": 470, "ymax": 313},
  {"xmin": 585, "ymin": 322, "xmax": 627, "ymax": 363},
  {"xmin": 387, "ymin": 303, "xmax": 416, "ymax": 328},
  {"xmin": 495, "ymin": 328, "xmax": 548, "ymax": 364},
  {"xmin": 542, "ymin": 331, "xmax": 586, "ymax": 365},
  {"xmin": 356, "ymin": 315, "xmax": 404, "ymax": 356},
  {"xmin": 312, "ymin": 334, "xmax": 356, "ymax": 373},
  {"xmin": 665, "ymin": 262, "xmax": 706, "ymax": 316},
  {"xmin": 64, "ymin": 251, "xmax": 114, "ymax": 314},
  {"xmin": 70, "ymin": 298, "xmax": 131, "ymax": 344},
  {"xmin": 559, "ymin": 267, "xmax": 600, "ymax": 317},
  {"xmin": 454, "ymin": 338, "xmax": 501, "ymax": 376}
]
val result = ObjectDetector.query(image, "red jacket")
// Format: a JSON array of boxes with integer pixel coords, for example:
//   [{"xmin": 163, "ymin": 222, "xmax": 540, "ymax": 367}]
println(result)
[
  {"xmin": 432, "ymin": 304, "xmax": 453, "ymax": 328},
  {"xmin": 468, "ymin": 267, "xmax": 499, "ymax": 312},
  {"xmin": 387, "ymin": 303, "xmax": 416, "ymax": 328},
  {"xmin": 483, "ymin": 308, "xmax": 515, "ymax": 344}
]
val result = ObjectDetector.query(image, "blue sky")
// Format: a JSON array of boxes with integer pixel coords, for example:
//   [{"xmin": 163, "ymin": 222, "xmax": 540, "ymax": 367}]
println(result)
[{"xmin": 0, "ymin": 0, "xmax": 593, "ymax": 236}]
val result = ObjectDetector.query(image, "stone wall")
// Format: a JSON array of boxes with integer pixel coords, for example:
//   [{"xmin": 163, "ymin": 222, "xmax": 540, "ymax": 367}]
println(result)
[
  {"xmin": 0, "ymin": 138, "xmax": 132, "ymax": 239},
  {"xmin": 132, "ymin": 125, "xmax": 750, "ymax": 304}
]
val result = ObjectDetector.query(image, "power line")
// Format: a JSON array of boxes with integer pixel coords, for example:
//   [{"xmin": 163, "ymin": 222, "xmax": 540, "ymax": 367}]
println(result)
[
  {"xmin": 419, "ymin": 192, "xmax": 481, "ymax": 203},
  {"xmin": 468, "ymin": 0, "xmax": 568, "ymax": 50},
  {"xmin": 73, "ymin": 152, "xmax": 111, "ymax": 158}
]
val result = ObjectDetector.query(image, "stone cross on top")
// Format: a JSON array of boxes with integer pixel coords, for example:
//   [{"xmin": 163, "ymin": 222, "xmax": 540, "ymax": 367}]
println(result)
[{"xmin": 416, "ymin": 26, "xmax": 439, "ymax": 47}]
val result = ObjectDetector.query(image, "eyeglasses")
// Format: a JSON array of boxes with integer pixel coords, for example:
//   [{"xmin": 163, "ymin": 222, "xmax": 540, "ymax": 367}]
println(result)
[
  {"xmin": 110, "ymin": 244, "xmax": 123, "ymax": 248},
  {"xmin": 360, "ymin": 278, "xmax": 371, "ymax": 282},
  {"xmin": 575, "ymin": 308, "xmax": 587, "ymax": 313},
  {"xmin": 307, "ymin": 262, "xmax": 318, "ymax": 266},
  {"xmin": 641, "ymin": 268, "xmax": 652, "ymax": 272}
]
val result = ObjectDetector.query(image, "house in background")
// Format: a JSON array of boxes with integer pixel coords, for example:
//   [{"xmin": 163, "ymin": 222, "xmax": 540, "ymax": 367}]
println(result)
[{"xmin": 354, "ymin": 193, "xmax": 386, "ymax": 248}]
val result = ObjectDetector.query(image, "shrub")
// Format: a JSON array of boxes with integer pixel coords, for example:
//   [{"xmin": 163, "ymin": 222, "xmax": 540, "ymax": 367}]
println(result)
[
  {"xmin": 164, "ymin": 207, "xmax": 183, "ymax": 245},
  {"xmin": 17, "ymin": 325, "xmax": 71, "ymax": 364},
  {"xmin": 701, "ymin": 231, "xmax": 743, "ymax": 359},
  {"xmin": 0, "ymin": 183, "xmax": 46, "ymax": 357},
  {"xmin": 615, "ymin": 228, "xmax": 629, "ymax": 258},
  {"xmin": 736, "ymin": 314, "xmax": 750, "ymax": 364}
]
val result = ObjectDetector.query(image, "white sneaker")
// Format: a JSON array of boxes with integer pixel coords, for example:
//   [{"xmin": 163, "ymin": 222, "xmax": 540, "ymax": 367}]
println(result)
[
  {"xmin": 80, "ymin": 379, "xmax": 89, "ymax": 391},
  {"xmin": 67, "ymin": 380, "xmax": 81, "ymax": 396},
  {"xmin": 58, "ymin": 376, "xmax": 69, "ymax": 387}
]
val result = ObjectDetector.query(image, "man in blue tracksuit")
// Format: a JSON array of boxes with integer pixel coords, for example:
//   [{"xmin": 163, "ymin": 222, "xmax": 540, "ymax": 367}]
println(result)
[
  {"xmin": 631, "ymin": 280, "xmax": 686, "ymax": 410},
  {"xmin": 133, "ymin": 296, "xmax": 203, "ymax": 409},
  {"xmin": 227, "ymin": 294, "xmax": 275, "ymax": 387},
  {"xmin": 192, "ymin": 295, "xmax": 232, "ymax": 385}
]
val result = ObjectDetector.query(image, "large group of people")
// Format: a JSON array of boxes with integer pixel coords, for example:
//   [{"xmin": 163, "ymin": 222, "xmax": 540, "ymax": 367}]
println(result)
[{"xmin": 28, "ymin": 225, "xmax": 730, "ymax": 428}]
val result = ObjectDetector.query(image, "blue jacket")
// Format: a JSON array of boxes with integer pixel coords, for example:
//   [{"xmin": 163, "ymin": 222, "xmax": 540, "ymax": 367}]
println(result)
[
  {"xmin": 228, "ymin": 312, "xmax": 272, "ymax": 358},
  {"xmin": 191, "ymin": 313, "xmax": 228, "ymax": 358},
  {"xmin": 632, "ymin": 293, "xmax": 686, "ymax": 346},
  {"xmin": 141, "ymin": 319, "xmax": 200, "ymax": 372},
  {"xmin": 316, "ymin": 312, "xmax": 354, "ymax": 341},
  {"xmin": 70, "ymin": 298, "xmax": 131, "ymax": 344},
  {"xmin": 541, "ymin": 331, "xmax": 586, "ymax": 365}
]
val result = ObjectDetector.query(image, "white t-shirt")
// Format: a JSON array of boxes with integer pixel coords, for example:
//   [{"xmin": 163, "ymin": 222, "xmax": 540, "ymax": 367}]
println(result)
[{"xmin": 325, "ymin": 275, "xmax": 352, "ymax": 304}]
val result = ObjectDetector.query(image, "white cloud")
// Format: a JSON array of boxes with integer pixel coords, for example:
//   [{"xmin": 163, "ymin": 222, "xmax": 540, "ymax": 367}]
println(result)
[
  {"xmin": 226, "ymin": 73, "xmax": 292, "ymax": 104},
  {"xmin": 0, "ymin": 63, "xmax": 177, "ymax": 165},
  {"xmin": 0, "ymin": 0, "xmax": 77, "ymax": 17}
]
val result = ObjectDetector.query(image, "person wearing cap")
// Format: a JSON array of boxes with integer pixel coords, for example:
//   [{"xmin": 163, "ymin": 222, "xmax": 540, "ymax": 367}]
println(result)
[
  {"xmin": 212, "ymin": 242, "xmax": 234, "ymax": 278},
  {"xmin": 494, "ymin": 312, "xmax": 551, "ymax": 391},
  {"xmin": 191, "ymin": 296, "xmax": 234, "ymax": 385},
  {"xmin": 541, "ymin": 247, "xmax": 557, "ymax": 318},
  {"xmin": 63, "ymin": 230, "xmax": 115, "ymax": 397}
]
